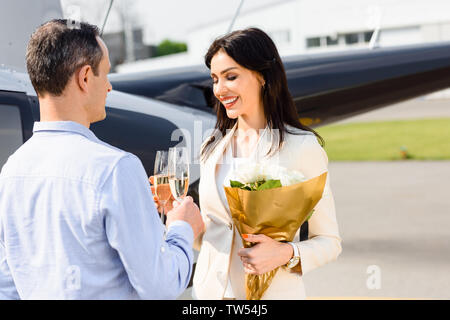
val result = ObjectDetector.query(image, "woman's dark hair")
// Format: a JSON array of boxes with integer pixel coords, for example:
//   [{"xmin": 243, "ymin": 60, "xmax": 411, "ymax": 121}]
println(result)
[
  {"xmin": 26, "ymin": 19, "xmax": 103, "ymax": 97},
  {"xmin": 201, "ymin": 27, "xmax": 324, "ymax": 161}
]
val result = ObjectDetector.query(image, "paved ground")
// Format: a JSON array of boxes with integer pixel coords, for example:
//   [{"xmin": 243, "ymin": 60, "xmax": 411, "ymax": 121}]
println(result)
[
  {"xmin": 179, "ymin": 97, "xmax": 450, "ymax": 300},
  {"xmin": 303, "ymin": 161, "xmax": 450, "ymax": 300},
  {"xmin": 334, "ymin": 97, "xmax": 450, "ymax": 124}
]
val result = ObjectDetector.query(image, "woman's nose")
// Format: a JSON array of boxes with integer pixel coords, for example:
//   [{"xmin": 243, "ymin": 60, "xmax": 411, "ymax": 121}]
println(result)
[{"xmin": 214, "ymin": 80, "xmax": 228, "ymax": 97}]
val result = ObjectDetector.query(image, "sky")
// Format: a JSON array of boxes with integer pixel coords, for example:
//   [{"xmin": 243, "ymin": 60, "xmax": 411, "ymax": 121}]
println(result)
[{"xmin": 60, "ymin": 0, "xmax": 285, "ymax": 44}]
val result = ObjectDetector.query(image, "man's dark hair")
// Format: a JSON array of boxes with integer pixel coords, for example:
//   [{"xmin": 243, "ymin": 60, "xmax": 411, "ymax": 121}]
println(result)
[{"xmin": 26, "ymin": 19, "xmax": 103, "ymax": 96}]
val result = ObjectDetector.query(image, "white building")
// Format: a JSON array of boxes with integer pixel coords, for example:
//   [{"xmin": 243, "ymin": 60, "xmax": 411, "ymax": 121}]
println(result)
[{"xmin": 117, "ymin": 0, "xmax": 450, "ymax": 73}]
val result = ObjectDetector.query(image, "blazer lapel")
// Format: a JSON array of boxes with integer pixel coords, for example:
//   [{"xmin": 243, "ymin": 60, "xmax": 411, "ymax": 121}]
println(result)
[{"xmin": 202, "ymin": 123, "xmax": 238, "ymax": 224}]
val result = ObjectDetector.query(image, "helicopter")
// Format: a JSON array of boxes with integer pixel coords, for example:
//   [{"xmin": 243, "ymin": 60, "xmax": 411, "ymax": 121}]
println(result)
[{"xmin": 109, "ymin": 40, "xmax": 450, "ymax": 128}]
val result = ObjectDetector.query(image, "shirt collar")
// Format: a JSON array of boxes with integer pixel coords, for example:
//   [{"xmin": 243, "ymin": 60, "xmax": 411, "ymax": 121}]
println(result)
[{"xmin": 33, "ymin": 121, "xmax": 100, "ymax": 142}]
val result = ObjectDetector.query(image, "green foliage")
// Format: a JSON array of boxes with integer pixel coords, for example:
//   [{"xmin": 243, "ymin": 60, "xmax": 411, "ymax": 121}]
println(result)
[
  {"xmin": 230, "ymin": 179, "xmax": 282, "ymax": 191},
  {"xmin": 257, "ymin": 180, "xmax": 282, "ymax": 190},
  {"xmin": 155, "ymin": 39, "xmax": 187, "ymax": 57},
  {"xmin": 316, "ymin": 118, "xmax": 450, "ymax": 161},
  {"xmin": 230, "ymin": 180, "xmax": 245, "ymax": 188}
]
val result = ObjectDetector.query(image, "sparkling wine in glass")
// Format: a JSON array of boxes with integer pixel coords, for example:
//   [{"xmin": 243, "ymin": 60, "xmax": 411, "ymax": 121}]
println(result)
[
  {"xmin": 168, "ymin": 147, "xmax": 190, "ymax": 202},
  {"xmin": 154, "ymin": 150, "xmax": 171, "ymax": 223}
]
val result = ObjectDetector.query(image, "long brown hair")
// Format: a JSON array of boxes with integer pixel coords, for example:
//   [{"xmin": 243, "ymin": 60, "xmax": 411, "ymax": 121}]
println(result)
[{"xmin": 201, "ymin": 27, "xmax": 324, "ymax": 161}]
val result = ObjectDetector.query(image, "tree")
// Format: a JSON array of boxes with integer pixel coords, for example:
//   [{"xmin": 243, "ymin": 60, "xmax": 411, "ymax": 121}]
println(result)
[{"xmin": 156, "ymin": 39, "xmax": 187, "ymax": 57}]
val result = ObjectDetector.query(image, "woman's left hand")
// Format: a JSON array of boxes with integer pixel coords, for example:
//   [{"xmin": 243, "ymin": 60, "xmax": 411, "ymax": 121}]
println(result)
[{"xmin": 237, "ymin": 234, "xmax": 293, "ymax": 275}]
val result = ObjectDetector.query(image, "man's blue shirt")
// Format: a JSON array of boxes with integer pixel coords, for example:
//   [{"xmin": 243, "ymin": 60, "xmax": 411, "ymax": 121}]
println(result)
[{"xmin": 0, "ymin": 121, "xmax": 193, "ymax": 299}]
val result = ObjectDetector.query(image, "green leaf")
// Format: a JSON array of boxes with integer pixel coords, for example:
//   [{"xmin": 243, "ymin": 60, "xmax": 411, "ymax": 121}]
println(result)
[
  {"xmin": 255, "ymin": 180, "xmax": 266, "ymax": 188},
  {"xmin": 257, "ymin": 179, "xmax": 282, "ymax": 190},
  {"xmin": 230, "ymin": 180, "xmax": 245, "ymax": 188}
]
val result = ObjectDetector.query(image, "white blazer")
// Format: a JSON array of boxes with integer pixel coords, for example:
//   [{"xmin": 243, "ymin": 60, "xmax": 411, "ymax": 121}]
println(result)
[{"xmin": 192, "ymin": 123, "xmax": 342, "ymax": 300}]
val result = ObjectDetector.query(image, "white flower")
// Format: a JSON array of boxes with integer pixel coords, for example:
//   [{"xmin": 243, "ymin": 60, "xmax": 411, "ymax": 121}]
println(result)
[
  {"xmin": 287, "ymin": 169, "xmax": 307, "ymax": 186},
  {"xmin": 230, "ymin": 163, "xmax": 306, "ymax": 187},
  {"xmin": 229, "ymin": 162, "xmax": 264, "ymax": 183}
]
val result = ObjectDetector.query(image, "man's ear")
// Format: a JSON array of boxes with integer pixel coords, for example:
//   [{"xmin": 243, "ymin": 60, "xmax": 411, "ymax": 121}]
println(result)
[{"xmin": 76, "ymin": 65, "xmax": 92, "ymax": 93}]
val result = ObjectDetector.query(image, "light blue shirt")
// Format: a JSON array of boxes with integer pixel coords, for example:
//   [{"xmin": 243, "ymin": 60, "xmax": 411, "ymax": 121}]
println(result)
[{"xmin": 0, "ymin": 121, "xmax": 194, "ymax": 299}]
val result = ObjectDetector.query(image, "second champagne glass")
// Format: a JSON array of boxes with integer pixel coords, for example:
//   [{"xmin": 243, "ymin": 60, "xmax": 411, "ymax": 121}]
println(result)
[
  {"xmin": 168, "ymin": 147, "xmax": 190, "ymax": 203},
  {"xmin": 154, "ymin": 150, "xmax": 171, "ymax": 223}
]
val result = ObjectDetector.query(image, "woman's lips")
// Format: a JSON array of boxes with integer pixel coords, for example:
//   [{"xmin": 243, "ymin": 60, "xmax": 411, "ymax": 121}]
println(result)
[{"xmin": 221, "ymin": 96, "xmax": 238, "ymax": 109}]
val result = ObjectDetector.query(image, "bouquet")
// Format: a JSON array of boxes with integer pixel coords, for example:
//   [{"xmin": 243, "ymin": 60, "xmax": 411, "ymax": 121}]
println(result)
[{"xmin": 223, "ymin": 163, "xmax": 327, "ymax": 300}]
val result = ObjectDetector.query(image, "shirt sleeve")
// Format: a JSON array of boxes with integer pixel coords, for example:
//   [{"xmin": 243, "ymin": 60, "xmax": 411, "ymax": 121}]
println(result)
[
  {"xmin": 0, "ymin": 240, "xmax": 20, "ymax": 300},
  {"xmin": 292, "ymin": 135, "xmax": 343, "ymax": 275},
  {"xmin": 99, "ymin": 154, "xmax": 194, "ymax": 299}
]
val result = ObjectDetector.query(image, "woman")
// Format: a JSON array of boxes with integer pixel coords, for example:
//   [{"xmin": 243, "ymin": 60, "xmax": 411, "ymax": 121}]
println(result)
[{"xmin": 192, "ymin": 28, "xmax": 342, "ymax": 300}]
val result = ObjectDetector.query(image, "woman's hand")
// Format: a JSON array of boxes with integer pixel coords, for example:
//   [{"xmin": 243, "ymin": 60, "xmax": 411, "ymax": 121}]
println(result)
[
  {"xmin": 149, "ymin": 175, "xmax": 175, "ymax": 214},
  {"xmin": 237, "ymin": 234, "xmax": 294, "ymax": 275}
]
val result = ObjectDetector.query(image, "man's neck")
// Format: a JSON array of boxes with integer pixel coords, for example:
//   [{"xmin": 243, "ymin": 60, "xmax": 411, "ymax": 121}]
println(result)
[{"xmin": 38, "ymin": 95, "xmax": 90, "ymax": 128}]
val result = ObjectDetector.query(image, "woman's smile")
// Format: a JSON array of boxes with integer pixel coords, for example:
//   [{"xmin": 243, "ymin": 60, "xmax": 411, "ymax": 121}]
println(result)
[{"xmin": 220, "ymin": 96, "xmax": 239, "ymax": 109}]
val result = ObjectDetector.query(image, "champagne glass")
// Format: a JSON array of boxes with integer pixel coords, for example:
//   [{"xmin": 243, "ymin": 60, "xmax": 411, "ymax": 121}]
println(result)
[
  {"xmin": 168, "ymin": 147, "xmax": 190, "ymax": 202},
  {"xmin": 154, "ymin": 150, "xmax": 171, "ymax": 223}
]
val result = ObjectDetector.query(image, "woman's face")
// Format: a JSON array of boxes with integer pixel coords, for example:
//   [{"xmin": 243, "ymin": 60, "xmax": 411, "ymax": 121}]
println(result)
[{"xmin": 210, "ymin": 49, "xmax": 265, "ymax": 120}]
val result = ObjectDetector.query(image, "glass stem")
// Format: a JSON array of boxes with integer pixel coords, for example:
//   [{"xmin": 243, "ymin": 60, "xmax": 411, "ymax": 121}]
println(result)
[{"xmin": 161, "ymin": 204, "xmax": 165, "ymax": 224}]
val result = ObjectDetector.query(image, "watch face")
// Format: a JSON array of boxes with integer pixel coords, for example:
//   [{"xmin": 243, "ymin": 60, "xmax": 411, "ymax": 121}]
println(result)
[{"xmin": 287, "ymin": 257, "xmax": 300, "ymax": 268}]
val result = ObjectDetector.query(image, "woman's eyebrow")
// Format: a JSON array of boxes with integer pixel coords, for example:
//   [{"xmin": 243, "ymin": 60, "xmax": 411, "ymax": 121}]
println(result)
[
  {"xmin": 211, "ymin": 66, "xmax": 238, "ymax": 77},
  {"xmin": 220, "ymin": 67, "xmax": 238, "ymax": 74}
]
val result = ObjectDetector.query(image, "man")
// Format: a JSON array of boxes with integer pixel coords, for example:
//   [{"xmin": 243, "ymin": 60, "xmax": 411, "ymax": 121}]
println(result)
[{"xmin": 0, "ymin": 19, "xmax": 204, "ymax": 299}]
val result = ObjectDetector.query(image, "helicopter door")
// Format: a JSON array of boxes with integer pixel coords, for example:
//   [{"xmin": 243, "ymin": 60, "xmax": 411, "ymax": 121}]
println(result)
[
  {"xmin": 0, "ymin": 102, "xmax": 22, "ymax": 168},
  {"xmin": 0, "ymin": 91, "xmax": 35, "ymax": 169}
]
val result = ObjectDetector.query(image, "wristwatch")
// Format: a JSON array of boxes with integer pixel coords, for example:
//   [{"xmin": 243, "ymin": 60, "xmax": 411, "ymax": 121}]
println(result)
[{"xmin": 285, "ymin": 242, "xmax": 300, "ymax": 269}]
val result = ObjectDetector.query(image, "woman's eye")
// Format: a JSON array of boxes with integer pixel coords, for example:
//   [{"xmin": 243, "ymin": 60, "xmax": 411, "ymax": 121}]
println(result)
[{"xmin": 211, "ymin": 75, "xmax": 236, "ymax": 84}]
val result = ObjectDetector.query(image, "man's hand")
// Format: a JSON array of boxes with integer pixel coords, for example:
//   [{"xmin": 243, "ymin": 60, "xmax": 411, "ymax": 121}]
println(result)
[
  {"xmin": 165, "ymin": 196, "xmax": 204, "ymax": 240},
  {"xmin": 237, "ymin": 234, "xmax": 293, "ymax": 275}
]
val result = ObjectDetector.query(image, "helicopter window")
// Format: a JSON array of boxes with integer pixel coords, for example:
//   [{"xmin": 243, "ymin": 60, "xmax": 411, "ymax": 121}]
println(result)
[
  {"xmin": 326, "ymin": 36, "xmax": 339, "ymax": 46},
  {"xmin": 306, "ymin": 37, "xmax": 321, "ymax": 48},
  {"xmin": 364, "ymin": 31, "xmax": 374, "ymax": 42},
  {"xmin": 345, "ymin": 33, "xmax": 359, "ymax": 45},
  {"xmin": 0, "ymin": 104, "xmax": 23, "ymax": 169}
]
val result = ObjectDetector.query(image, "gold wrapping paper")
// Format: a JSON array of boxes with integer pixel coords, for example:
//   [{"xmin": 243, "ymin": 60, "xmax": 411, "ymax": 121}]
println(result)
[{"xmin": 224, "ymin": 171, "xmax": 327, "ymax": 300}]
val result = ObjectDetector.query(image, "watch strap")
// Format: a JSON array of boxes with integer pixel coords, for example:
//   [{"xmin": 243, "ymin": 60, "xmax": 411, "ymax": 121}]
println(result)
[
  {"xmin": 288, "ymin": 242, "xmax": 299, "ymax": 258},
  {"xmin": 285, "ymin": 242, "xmax": 300, "ymax": 268}
]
